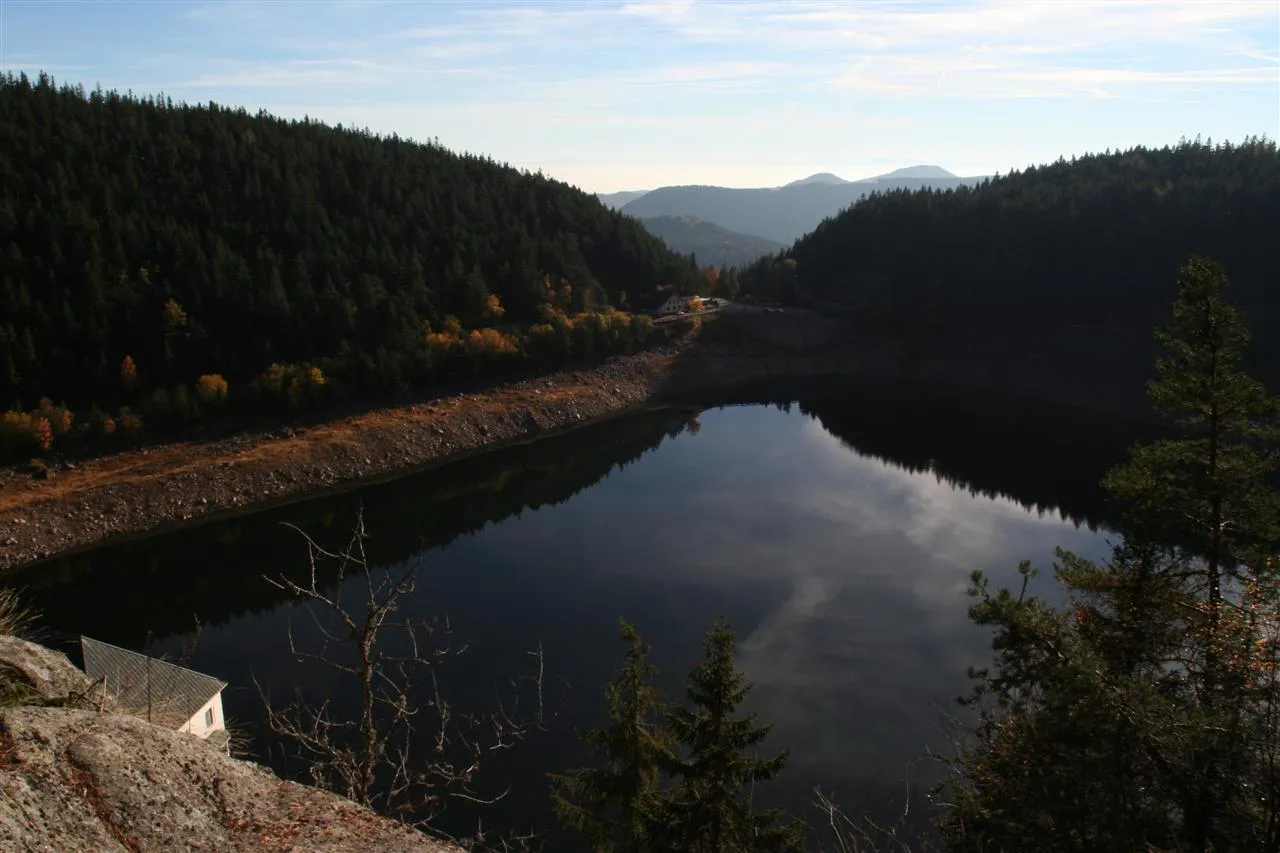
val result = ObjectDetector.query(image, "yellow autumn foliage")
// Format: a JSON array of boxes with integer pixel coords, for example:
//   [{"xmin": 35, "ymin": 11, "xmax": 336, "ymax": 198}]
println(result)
[
  {"xmin": 466, "ymin": 327, "xmax": 519, "ymax": 357},
  {"xmin": 484, "ymin": 293, "xmax": 505, "ymax": 320},
  {"xmin": 195, "ymin": 373, "xmax": 230, "ymax": 405},
  {"xmin": 120, "ymin": 354, "xmax": 139, "ymax": 392},
  {"xmin": 426, "ymin": 331, "xmax": 461, "ymax": 353},
  {"xmin": 34, "ymin": 398, "xmax": 73, "ymax": 437}
]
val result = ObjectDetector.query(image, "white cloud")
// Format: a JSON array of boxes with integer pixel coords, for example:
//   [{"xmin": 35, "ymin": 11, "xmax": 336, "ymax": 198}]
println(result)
[
  {"xmin": 167, "ymin": 0, "xmax": 1276, "ymax": 110},
  {"xmin": 618, "ymin": 59, "xmax": 808, "ymax": 90},
  {"xmin": 619, "ymin": 0, "xmax": 697, "ymax": 23},
  {"xmin": 622, "ymin": 0, "xmax": 1275, "ymax": 51},
  {"xmin": 186, "ymin": 59, "xmax": 400, "ymax": 89},
  {"xmin": 828, "ymin": 54, "xmax": 1280, "ymax": 99},
  {"xmin": 184, "ymin": 1, "xmax": 267, "ymax": 24},
  {"xmin": 601, "ymin": 0, "xmax": 1280, "ymax": 100},
  {"xmin": 14, "ymin": 0, "xmax": 1271, "ymax": 190}
]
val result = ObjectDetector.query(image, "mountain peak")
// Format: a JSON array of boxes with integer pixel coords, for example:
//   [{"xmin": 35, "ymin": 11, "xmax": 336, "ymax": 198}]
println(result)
[
  {"xmin": 871, "ymin": 165, "xmax": 956, "ymax": 180},
  {"xmin": 785, "ymin": 172, "xmax": 848, "ymax": 187}
]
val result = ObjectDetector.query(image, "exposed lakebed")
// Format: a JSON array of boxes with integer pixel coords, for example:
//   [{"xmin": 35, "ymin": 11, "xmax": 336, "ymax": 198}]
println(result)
[{"xmin": 11, "ymin": 382, "xmax": 1128, "ymax": 845}]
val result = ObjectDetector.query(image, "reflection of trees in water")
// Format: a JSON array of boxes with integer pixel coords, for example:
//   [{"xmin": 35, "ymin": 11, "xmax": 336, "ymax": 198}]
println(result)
[
  {"xmin": 793, "ymin": 379, "xmax": 1145, "ymax": 530},
  {"xmin": 18, "ymin": 407, "xmax": 700, "ymax": 648},
  {"xmin": 20, "ymin": 381, "xmax": 1138, "ymax": 651}
]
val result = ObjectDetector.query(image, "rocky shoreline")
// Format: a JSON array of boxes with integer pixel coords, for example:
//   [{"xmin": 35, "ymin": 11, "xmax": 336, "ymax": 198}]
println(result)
[
  {"xmin": 0, "ymin": 307, "xmax": 903, "ymax": 572},
  {"xmin": 0, "ymin": 349, "xmax": 687, "ymax": 571}
]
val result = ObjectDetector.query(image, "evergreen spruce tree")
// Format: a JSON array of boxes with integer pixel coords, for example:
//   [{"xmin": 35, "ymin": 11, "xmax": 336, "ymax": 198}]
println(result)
[
  {"xmin": 550, "ymin": 621, "xmax": 672, "ymax": 852},
  {"xmin": 942, "ymin": 256, "xmax": 1280, "ymax": 852},
  {"xmin": 663, "ymin": 618, "xmax": 802, "ymax": 853},
  {"xmin": 943, "ymin": 555, "xmax": 1190, "ymax": 852},
  {"xmin": 1104, "ymin": 255, "xmax": 1280, "ymax": 622},
  {"xmin": 1098, "ymin": 255, "xmax": 1280, "ymax": 848}
]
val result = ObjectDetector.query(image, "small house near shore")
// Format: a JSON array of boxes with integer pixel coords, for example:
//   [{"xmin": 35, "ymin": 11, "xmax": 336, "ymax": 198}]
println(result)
[{"xmin": 81, "ymin": 636, "xmax": 229, "ymax": 750}]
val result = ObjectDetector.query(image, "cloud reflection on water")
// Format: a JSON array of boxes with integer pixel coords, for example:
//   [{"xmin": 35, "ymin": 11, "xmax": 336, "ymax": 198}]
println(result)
[{"xmin": 463, "ymin": 404, "xmax": 1110, "ymax": 785}]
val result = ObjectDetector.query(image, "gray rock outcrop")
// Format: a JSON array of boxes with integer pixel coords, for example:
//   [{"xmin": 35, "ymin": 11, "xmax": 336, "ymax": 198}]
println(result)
[
  {"xmin": 0, "ymin": 637, "xmax": 458, "ymax": 852},
  {"xmin": 0, "ymin": 634, "xmax": 106, "ymax": 707}
]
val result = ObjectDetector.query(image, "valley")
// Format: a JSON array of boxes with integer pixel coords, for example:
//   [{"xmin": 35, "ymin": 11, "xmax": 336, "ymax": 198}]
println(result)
[{"xmin": 0, "ymin": 14, "xmax": 1277, "ymax": 847}]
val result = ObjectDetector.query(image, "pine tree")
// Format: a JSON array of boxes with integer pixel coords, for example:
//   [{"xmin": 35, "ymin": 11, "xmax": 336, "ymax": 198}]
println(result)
[
  {"xmin": 1098, "ymin": 255, "xmax": 1280, "ymax": 849},
  {"xmin": 1104, "ymin": 255, "xmax": 1280, "ymax": 622},
  {"xmin": 550, "ymin": 621, "xmax": 672, "ymax": 852},
  {"xmin": 662, "ymin": 618, "xmax": 802, "ymax": 853},
  {"xmin": 943, "ymin": 256, "xmax": 1280, "ymax": 852}
]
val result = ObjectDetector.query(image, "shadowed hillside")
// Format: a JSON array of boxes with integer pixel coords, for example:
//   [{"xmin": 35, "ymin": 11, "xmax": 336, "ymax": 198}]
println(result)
[
  {"xmin": 743, "ymin": 140, "xmax": 1280, "ymax": 410},
  {"xmin": 637, "ymin": 215, "xmax": 786, "ymax": 268}
]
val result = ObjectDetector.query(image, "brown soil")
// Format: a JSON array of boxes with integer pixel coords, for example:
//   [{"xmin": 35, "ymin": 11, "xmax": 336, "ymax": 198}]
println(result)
[{"xmin": 0, "ymin": 349, "xmax": 684, "ymax": 570}]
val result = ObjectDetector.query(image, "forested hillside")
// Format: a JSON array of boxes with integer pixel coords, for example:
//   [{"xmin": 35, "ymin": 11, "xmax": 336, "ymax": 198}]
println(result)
[
  {"xmin": 0, "ymin": 73, "xmax": 700, "ymax": 449},
  {"xmin": 745, "ymin": 140, "xmax": 1280, "ymax": 398}
]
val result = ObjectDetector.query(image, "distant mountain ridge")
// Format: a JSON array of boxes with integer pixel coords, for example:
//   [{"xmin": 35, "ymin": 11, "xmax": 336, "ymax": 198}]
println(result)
[
  {"xmin": 594, "ymin": 164, "xmax": 981, "ymax": 260},
  {"xmin": 784, "ymin": 166, "xmax": 957, "ymax": 187},
  {"xmin": 618, "ymin": 166, "xmax": 985, "ymax": 244},
  {"xmin": 870, "ymin": 165, "xmax": 957, "ymax": 180},
  {"xmin": 785, "ymin": 172, "xmax": 849, "ymax": 187},
  {"xmin": 597, "ymin": 189, "xmax": 649, "ymax": 210},
  {"xmin": 637, "ymin": 215, "xmax": 785, "ymax": 268}
]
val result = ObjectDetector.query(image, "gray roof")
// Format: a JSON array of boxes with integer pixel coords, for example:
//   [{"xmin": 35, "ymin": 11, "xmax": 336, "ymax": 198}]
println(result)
[{"xmin": 81, "ymin": 636, "xmax": 227, "ymax": 728}]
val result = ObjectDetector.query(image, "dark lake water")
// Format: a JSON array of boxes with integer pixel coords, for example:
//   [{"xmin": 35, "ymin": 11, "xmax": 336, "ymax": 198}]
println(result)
[{"xmin": 12, "ymin": 380, "xmax": 1137, "ymax": 847}]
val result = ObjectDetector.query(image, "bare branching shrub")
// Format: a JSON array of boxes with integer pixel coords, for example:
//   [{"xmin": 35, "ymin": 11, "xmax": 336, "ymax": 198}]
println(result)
[
  {"xmin": 810, "ymin": 787, "xmax": 944, "ymax": 853},
  {"xmin": 223, "ymin": 716, "xmax": 254, "ymax": 760},
  {"xmin": 0, "ymin": 586, "xmax": 35, "ymax": 638},
  {"xmin": 258, "ymin": 511, "xmax": 544, "ymax": 834}
]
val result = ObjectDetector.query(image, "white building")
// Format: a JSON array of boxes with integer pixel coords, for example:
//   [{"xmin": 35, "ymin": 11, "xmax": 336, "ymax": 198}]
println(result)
[
  {"xmin": 645, "ymin": 293, "xmax": 693, "ymax": 316},
  {"xmin": 81, "ymin": 636, "xmax": 229, "ymax": 750}
]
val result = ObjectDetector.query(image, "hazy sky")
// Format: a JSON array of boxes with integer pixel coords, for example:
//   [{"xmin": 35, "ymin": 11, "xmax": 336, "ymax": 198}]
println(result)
[{"xmin": 3, "ymin": 0, "xmax": 1277, "ymax": 192}]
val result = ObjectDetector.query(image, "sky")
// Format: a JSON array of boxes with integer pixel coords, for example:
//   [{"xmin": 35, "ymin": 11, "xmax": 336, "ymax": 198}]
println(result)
[{"xmin": 2, "ymin": 0, "xmax": 1277, "ymax": 192}]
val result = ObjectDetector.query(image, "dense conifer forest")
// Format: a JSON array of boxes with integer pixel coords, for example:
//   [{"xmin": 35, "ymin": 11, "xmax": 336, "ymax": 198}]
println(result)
[
  {"xmin": 743, "ymin": 139, "xmax": 1280, "ymax": 397},
  {"xmin": 0, "ymin": 73, "xmax": 701, "ymax": 453}
]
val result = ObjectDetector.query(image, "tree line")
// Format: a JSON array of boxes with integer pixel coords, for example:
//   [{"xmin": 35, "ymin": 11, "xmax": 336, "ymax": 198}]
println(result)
[
  {"xmin": 740, "ymin": 139, "xmax": 1280, "ymax": 407},
  {"xmin": 0, "ymin": 72, "xmax": 701, "ymax": 457}
]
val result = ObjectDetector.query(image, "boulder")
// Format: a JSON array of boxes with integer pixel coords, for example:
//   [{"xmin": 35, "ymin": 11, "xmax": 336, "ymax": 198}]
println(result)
[
  {"xmin": 0, "ymin": 637, "xmax": 460, "ymax": 852},
  {"xmin": 0, "ymin": 705, "xmax": 459, "ymax": 852},
  {"xmin": 0, "ymin": 635, "xmax": 105, "ymax": 707}
]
